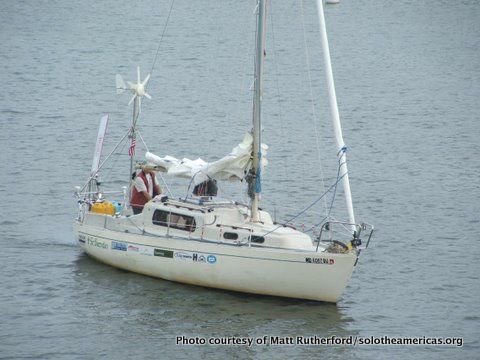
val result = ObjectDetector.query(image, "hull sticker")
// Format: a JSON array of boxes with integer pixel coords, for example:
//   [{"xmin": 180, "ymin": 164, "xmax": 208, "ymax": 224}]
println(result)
[
  {"xmin": 111, "ymin": 241, "xmax": 127, "ymax": 251},
  {"xmin": 154, "ymin": 248, "xmax": 174, "ymax": 258}
]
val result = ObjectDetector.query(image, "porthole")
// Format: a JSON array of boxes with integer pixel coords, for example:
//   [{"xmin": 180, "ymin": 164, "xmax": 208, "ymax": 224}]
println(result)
[{"xmin": 223, "ymin": 232, "xmax": 238, "ymax": 240}]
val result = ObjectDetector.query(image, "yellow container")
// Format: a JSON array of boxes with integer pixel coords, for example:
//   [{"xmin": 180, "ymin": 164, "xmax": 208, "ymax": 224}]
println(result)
[{"xmin": 91, "ymin": 201, "xmax": 115, "ymax": 215}]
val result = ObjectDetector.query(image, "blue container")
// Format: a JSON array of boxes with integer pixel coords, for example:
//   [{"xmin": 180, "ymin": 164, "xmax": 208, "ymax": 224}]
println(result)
[{"xmin": 113, "ymin": 202, "xmax": 123, "ymax": 213}]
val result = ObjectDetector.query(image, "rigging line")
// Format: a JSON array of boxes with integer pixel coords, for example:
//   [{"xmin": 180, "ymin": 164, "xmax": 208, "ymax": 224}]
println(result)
[
  {"xmin": 305, "ymin": 154, "xmax": 344, "ymax": 233},
  {"xmin": 99, "ymin": 138, "xmax": 128, "ymax": 185},
  {"xmin": 300, "ymin": 0, "xmax": 329, "ymax": 215},
  {"xmin": 157, "ymin": 172, "xmax": 174, "ymax": 198},
  {"xmin": 135, "ymin": 128, "xmax": 149, "ymax": 153},
  {"xmin": 268, "ymin": 1, "xmax": 290, "ymax": 185},
  {"xmin": 226, "ymin": 2, "xmax": 255, "ymax": 132},
  {"xmin": 79, "ymin": 129, "xmax": 131, "ymax": 192},
  {"xmin": 148, "ymin": 0, "xmax": 176, "ymax": 84},
  {"xmin": 135, "ymin": 128, "xmax": 173, "ymax": 198},
  {"xmin": 184, "ymin": 171, "xmax": 203, "ymax": 201},
  {"xmin": 259, "ymin": 171, "xmax": 347, "ymax": 238}
]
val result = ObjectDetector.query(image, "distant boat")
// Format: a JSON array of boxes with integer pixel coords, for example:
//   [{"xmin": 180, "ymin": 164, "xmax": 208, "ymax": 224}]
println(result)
[
  {"xmin": 326, "ymin": 0, "xmax": 340, "ymax": 4},
  {"xmin": 74, "ymin": 0, "xmax": 373, "ymax": 303}
]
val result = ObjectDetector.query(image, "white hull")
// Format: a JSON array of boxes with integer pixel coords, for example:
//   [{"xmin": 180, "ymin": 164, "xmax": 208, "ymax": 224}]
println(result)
[{"xmin": 74, "ymin": 209, "xmax": 357, "ymax": 303}]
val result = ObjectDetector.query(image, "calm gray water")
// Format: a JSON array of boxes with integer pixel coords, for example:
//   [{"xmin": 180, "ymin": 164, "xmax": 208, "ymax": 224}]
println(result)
[{"xmin": 1, "ymin": 0, "xmax": 479, "ymax": 359}]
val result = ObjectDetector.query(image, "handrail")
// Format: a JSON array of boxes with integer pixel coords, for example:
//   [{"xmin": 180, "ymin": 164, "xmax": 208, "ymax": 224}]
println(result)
[
  {"xmin": 76, "ymin": 190, "xmax": 124, "ymax": 196},
  {"xmin": 315, "ymin": 221, "xmax": 374, "ymax": 252}
]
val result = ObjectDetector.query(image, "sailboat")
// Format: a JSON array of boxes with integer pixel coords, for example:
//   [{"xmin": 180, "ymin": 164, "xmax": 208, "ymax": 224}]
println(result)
[{"xmin": 73, "ymin": 0, "xmax": 373, "ymax": 303}]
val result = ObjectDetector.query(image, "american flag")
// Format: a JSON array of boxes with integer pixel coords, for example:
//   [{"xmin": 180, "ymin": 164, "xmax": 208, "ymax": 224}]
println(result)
[{"xmin": 128, "ymin": 137, "xmax": 136, "ymax": 157}]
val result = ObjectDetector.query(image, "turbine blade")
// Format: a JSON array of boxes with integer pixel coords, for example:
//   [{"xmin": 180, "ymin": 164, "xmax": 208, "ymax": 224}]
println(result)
[
  {"xmin": 127, "ymin": 81, "xmax": 136, "ymax": 89},
  {"xmin": 142, "ymin": 73, "xmax": 151, "ymax": 87},
  {"xmin": 128, "ymin": 94, "xmax": 136, "ymax": 105},
  {"xmin": 137, "ymin": 66, "xmax": 141, "ymax": 84},
  {"xmin": 144, "ymin": 92, "xmax": 151, "ymax": 100}
]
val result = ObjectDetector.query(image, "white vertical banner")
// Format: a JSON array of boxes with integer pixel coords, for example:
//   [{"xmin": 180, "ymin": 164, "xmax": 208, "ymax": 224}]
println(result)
[{"xmin": 91, "ymin": 115, "xmax": 109, "ymax": 175}]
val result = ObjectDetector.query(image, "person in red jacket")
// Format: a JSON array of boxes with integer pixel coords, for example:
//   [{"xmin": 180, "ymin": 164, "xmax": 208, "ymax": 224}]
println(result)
[{"xmin": 130, "ymin": 164, "xmax": 162, "ymax": 215}]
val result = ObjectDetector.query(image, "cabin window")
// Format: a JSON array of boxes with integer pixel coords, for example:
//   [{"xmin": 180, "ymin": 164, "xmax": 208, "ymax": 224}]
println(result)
[
  {"xmin": 152, "ymin": 210, "xmax": 168, "ymax": 226},
  {"xmin": 153, "ymin": 210, "xmax": 196, "ymax": 232},
  {"xmin": 223, "ymin": 232, "xmax": 238, "ymax": 240},
  {"xmin": 250, "ymin": 235, "xmax": 265, "ymax": 244}
]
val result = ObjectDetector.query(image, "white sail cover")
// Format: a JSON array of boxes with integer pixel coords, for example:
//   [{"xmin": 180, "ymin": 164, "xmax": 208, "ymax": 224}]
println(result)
[{"xmin": 145, "ymin": 132, "xmax": 268, "ymax": 185}]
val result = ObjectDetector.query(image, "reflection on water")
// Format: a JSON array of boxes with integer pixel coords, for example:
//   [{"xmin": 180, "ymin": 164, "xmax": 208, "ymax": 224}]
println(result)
[
  {"xmin": 73, "ymin": 252, "xmax": 350, "ymax": 326},
  {"xmin": 72, "ymin": 252, "xmax": 356, "ymax": 358}
]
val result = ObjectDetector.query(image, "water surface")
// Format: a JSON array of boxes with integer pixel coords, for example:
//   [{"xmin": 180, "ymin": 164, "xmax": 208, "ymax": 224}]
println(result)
[{"xmin": 1, "ymin": 0, "xmax": 478, "ymax": 359}]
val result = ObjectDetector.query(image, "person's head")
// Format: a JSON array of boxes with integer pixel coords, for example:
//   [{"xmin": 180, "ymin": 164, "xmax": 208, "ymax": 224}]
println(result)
[{"xmin": 143, "ymin": 162, "xmax": 158, "ymax": 174}]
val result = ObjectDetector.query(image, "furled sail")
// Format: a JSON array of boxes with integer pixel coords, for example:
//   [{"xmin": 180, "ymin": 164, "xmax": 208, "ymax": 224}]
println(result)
[{"xmin": 145, "ymin": 132, "xmax": 268, "ymax": 185}]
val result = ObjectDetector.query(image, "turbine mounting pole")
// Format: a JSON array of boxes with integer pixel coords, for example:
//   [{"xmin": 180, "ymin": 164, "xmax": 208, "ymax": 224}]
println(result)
[{"xmin": 116, "ymin": 66, "xmax": 152, "ymax": 206}]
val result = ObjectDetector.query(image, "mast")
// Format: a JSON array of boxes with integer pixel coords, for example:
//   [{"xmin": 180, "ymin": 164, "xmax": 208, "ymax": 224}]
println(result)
[
  {"xmin": 128, "ymin": 97, "xmax": 140, "ymax": 198},
  {"xmin": 315, "ymin": 0, "xmax": 356, "ymax": 232},
  {"xmin": 250, "ymin": 0, "xmax": 267, "ymax": 222}
]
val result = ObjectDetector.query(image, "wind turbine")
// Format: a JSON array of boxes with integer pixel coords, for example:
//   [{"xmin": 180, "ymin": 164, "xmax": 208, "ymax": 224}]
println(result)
[{"xmin": 116, "ymin": 66, "xmax": 151, "ymax": 113}]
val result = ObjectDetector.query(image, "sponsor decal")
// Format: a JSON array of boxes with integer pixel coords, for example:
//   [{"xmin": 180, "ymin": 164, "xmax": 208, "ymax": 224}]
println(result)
[
  {"xmin": 305, "ymin": 257, "xmax": 334, "ymax": 265},
  {"xmin": 86, "ymin": 236, "xmax": 108, "ymax": 249},
  {"xmin": 111, "ymin": 241, "xmax": 127, "ymax": 251},
  {"xmin": 154, "ymin": 248, "xmax": 174, "ymax": 258},
  {"xmin": 172, "ymin": 251, "xmax": 215, "ymax": 264},
  {"xmin": 140, "ymin": 247, "xmax": 154, "ymax": 256},
  {"xmin": 175, "ymin": 252, "xmax": 193, "ymax": 261},
  {"xmin": 207, "ymin": 255, "xmax": 217, "ymax": 264},
  {"xmin": 127, "ymin": 245, "xmax": 139, "ymax": 252},
  {"xmin": 192, "ymin": 253, "xmax": 206, "ymax": 263}
]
